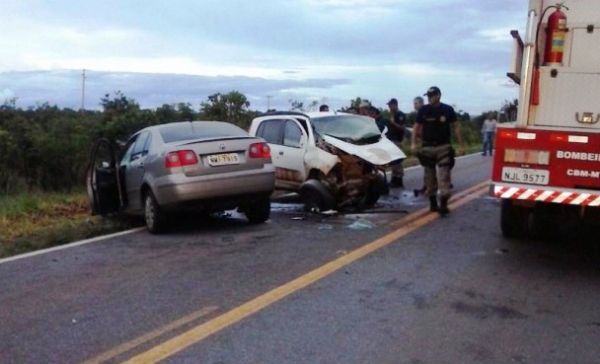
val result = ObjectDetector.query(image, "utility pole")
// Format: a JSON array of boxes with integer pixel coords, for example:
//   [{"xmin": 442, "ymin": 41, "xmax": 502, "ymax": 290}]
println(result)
[
  {"xmin": 81, "ymin": 69, "xmax": 86, "ymax": 111},
  {"xmin": 267, "ymin": 95, "xmax": 272, "ymax": 111}
]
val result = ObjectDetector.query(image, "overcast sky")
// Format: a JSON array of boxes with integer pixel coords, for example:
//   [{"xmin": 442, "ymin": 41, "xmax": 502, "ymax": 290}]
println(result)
[{"xmin": 0, "ymin": 0, "xmax": 525, "ymax": 114}]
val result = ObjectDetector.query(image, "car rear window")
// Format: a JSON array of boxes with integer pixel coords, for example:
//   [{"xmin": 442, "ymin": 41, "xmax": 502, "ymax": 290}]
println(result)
[{"xmin": 159, "ymin": 122, "xmax": 247, "ymax": 143}]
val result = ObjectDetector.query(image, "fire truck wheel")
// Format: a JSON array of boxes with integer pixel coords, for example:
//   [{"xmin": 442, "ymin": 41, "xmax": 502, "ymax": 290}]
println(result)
[
  {"xmin": 500, "ymin": 199, "xmax": 528, "ymax": 239},
  {"xmin": 527, "ymin": 205, "xmax": 559, "ymax": 240}
]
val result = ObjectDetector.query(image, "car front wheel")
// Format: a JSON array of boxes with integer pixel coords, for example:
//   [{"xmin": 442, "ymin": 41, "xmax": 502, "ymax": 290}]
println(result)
[{"xmin": 144, "ymin": 191, "xmax": 167, "ymax": 234}]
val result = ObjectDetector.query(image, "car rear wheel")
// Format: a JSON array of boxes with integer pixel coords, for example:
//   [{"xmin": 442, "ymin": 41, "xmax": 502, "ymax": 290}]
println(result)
[
  {"xmin": 244, "ymin": 197, "xmax": 271, "ymax": 224},
  {"xmin": 144, "ymin": 191, "xmax": 167, "ymax": 234}
]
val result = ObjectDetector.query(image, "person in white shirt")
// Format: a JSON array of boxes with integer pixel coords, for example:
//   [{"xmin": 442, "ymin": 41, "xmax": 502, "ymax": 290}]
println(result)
[{"xmin": 481, "ymin": 114, "xmax": 497, "ymax": 156}]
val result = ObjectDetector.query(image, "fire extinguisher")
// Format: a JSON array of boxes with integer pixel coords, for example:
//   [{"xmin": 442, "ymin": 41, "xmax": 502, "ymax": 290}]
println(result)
[
  {"xmin": 531, "ymin": 3, "xmax": 569, "ymax": 106},
  {"xmin": 544, "ymin": 6, "xmax": 568, "ymax": 66}
]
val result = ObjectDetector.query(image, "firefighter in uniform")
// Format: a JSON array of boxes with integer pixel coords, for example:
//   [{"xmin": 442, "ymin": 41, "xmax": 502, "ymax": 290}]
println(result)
[{"xmin": 411, "ymin": 86, "xmax": 465, "ymax": 215}]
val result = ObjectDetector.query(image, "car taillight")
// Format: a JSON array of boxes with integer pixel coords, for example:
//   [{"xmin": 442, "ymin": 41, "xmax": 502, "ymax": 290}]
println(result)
[
  {"xmin": 249, "ymin": 143, "xmax": 271, "ymax": 159},
  {"xmin": 165, "ymin": 150, "xmax": 198, "ymax": 168},
  {"xmin": 504, "ymin": 149, "xmax": 550, "ymax": 165}
]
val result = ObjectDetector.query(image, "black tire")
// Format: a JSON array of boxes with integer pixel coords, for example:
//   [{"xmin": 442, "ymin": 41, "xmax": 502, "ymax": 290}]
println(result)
[
  {"xmin": 362, "ymin": 176, "xmax": 386, "ymax": 208},
  {"xmin": 301, "ymin": 180, "xmax": 335, "ymax": 213},
  {"xmin": 244, "ymin": 197, "xmax": 271, "ymax": 224},
  {"xmin": 500, "ymin": 199, "xmax": 528, "ymax": 239},
  {"xmin": 527, "ymin": 204, "xmax": 560, "ymax": 241},
  {"xmin": 144, "ymin": 190, "xmax": 167, "ymax": 234}
]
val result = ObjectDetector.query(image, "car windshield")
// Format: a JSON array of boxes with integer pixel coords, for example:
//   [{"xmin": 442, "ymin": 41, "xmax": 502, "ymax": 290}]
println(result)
[
  {"xmin": 311, "ymin": 115, "xmax": 382, "ymax": 144},
  {"xmin": 159, "ymin": 121, "xmax": 248, "ymax": 143}
]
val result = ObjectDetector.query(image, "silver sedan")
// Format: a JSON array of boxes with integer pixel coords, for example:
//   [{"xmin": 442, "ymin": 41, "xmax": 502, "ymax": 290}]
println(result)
[{"xmin": 87, "ymin": 121, "xmax": 275, "ymax": 233}]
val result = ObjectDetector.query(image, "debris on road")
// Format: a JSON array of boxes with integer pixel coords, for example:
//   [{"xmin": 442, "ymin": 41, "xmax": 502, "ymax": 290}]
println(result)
[
  {"xmin": 320, "ymin": 210, "xmax": 338, "ymax": 216},
  {"xmin": 347, "ymin": 219, "xmax": 376, "ymax": 230}
]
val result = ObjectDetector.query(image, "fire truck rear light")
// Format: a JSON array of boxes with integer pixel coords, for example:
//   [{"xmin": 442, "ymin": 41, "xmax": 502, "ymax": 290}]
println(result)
[
  {"xmin": 499, "ymin": 130, "xmax": 517, "ymax": 139},
  {"xmin": 568, "ymin": 135, "xmax": 588, "ymax": 143},
  {"xmin": 504, "ymin": 149, "xmax": 550, "ymax": 165},
  {"xmin": 517, "ymin": 132, "xmax": 536, "ymax": 140}
]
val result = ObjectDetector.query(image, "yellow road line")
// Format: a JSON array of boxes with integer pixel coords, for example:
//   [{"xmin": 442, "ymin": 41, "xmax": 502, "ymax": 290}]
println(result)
[
  {"xmin": 83, "ymin": 306, "xmax": 218, "ymax": 364},
  {"xmin": 388, "ymin": 180, "xmax": 491, "ymax": 229},
  {"xmin": 123, "ymin": 181, "xmax": 490, "ymax": 364}
]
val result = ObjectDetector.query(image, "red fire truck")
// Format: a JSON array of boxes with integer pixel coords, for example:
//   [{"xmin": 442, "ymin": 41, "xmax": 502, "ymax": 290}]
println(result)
[{"xmin": 492, "ymin": 0, "xmax": 600, "ymax": 238}]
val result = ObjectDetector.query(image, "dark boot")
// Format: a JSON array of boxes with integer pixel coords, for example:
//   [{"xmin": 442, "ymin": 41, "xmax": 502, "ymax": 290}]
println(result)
[
  {"xmin": 439, "ymin": 196, "xmax": 450, "ymax": 216},
  {"xmin": 429, "ymin": 196, "xmax": 439, "ymax": 212}
]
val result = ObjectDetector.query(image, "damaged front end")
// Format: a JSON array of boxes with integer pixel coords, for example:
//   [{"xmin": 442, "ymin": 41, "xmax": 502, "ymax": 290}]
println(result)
[{"xmin": 303, "ymin": 133, "xmax": 405, "ymax": 210}]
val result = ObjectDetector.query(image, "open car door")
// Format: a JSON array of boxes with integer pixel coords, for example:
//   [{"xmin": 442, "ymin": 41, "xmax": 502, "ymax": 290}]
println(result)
[{"xmin": 86, "ymin": 138, "xmax": 124, "ymax": 215}]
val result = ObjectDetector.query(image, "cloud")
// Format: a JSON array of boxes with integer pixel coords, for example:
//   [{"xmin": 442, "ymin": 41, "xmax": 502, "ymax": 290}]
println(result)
[
  {"xmin": 0, "ymin": 0, "xmax": 526, "ymax": 114},
  {"xmin": 0, "ymin": 70, "xmax": 349, "ymax": 110},
  {"xmin": 1, "ymin": 88, "xmax": 15, "ymax": 102},
  {"xmin": 478, "ymin": 28, "xmax": 515, "ymax": 43}
]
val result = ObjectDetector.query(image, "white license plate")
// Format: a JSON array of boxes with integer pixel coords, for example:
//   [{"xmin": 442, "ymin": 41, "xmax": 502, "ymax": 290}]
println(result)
[
  {"xmin": 207, "ymin": 153, "xmax": 240, "ymax": 166},
  {"xmin": 502, "ymin": 167, "xmax": 549, "ymax": 185}
]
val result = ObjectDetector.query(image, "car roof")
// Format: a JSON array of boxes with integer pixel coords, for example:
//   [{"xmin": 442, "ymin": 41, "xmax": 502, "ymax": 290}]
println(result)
[
  {"xmin": 139, "ymin": 120, "xmax": 236, "ymax": 132},
  {"xmin": 257, "ymin": 111, "xmax": 355, "ymax": 119}
]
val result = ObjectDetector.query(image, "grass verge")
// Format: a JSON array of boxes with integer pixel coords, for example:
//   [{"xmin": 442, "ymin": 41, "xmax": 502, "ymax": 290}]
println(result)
[
  {"xmin": 402, "ymin": 143, "xmax": 483, "ymax": 168},
  {"xmin": 0, "ymin": 193, "xmax": 140, "ymax": 258}
]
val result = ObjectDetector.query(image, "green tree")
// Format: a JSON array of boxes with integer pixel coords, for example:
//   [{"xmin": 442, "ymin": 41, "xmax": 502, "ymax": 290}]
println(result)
[
  {"xmin": 501, "ymin": 99, "xmax": 518, "ymax": 122},
  {"xmin": 289, "ymin": 99, "xmax": 304, "ymax": 111},
  {"xmin": 200, "ymin": 91, "xmax": 252, "ymax": 128}
]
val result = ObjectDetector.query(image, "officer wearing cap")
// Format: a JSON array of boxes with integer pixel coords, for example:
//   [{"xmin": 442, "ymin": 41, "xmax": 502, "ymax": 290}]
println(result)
[
  {"xmin": 387, "ymin": 98, "xmax": 407, "ymax": 187},
  {"xmin": 411, "ymin": 86, "xmax": 465, "ymax": 215}
]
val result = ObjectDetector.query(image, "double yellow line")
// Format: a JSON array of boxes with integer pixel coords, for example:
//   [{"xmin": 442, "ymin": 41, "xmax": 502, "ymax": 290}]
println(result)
[{"xmin": 87, "ymin": 181, "xmax": 490, "ymax": 364}]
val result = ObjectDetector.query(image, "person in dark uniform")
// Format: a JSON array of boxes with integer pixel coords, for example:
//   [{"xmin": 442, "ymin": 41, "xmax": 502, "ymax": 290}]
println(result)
[
  {"xmin": 387, "ymin": 98, "xmax": 407, "ymax": 188},
  {"xmin": 412, "ymin": 96, "xmax": 428, "ymax": 197},
  {"xmin": 411, "ymin": 86, "xmax": 465, "ymax": 215}
]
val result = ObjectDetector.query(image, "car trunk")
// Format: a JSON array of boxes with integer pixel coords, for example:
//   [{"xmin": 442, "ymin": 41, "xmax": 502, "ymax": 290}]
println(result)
[{"xmin": 171, "ymin": 136, "xmax": 269, "ymax": 177}]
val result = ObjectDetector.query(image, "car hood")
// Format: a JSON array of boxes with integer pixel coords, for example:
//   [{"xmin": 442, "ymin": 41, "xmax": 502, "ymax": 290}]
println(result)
[{"xmin": 321, "ymin": 135, "xmax": 406, "ymax": 166}]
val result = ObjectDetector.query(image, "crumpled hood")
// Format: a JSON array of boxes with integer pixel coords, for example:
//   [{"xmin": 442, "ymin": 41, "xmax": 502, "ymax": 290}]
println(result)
[{"xmin": 321, "ymin": 135, "xmax": 406, "ymax": 166}]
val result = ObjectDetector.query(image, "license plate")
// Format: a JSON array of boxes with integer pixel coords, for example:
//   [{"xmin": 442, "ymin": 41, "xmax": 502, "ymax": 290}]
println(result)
[
  {"xmin": 207, "ymin": 153, "xmax": 240, "ymax": 166},
  {"xmin": 502, "ymin": 167, "xmax": 549, "ymax": 185}
]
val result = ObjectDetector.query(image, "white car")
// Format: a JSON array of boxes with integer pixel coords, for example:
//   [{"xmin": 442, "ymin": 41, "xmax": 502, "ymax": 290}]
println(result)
[{"xmin": 249, "ymin": 111, "xmax": 406, "ymax": 211}]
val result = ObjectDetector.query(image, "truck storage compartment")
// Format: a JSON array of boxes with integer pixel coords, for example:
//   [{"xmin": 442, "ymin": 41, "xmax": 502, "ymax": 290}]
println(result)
[{"xmin": 532, "ymin": 68, "xmax": 600, "ymax": 130}]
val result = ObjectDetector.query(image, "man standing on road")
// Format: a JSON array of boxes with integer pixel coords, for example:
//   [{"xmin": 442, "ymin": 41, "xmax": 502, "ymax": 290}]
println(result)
[
  {"xmin": 481, "ymin": 113, "xmax": 497, "ymax": 156},
  {"xmin": 411, "ymin": 86, "xmax": 465, "ymax": 215},
  {"xmin": 387, "ymin": 98, "xmax": 407, "ymax": 188},
  {"xmin": 412, "ymin": 96, "xmax": 427, "ymax": 197}
]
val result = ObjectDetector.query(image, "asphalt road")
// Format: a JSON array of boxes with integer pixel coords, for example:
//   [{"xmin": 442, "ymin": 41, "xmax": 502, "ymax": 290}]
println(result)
[{"xmin": 1, "ymin": 154, "xmax": 599, "ymax": 364}]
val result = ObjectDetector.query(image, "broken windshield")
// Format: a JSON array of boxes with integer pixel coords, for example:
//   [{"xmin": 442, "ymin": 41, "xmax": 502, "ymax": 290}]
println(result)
[{"xmin": 312, "ymin": 115, "xmax": 382, "ymax": 144}]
